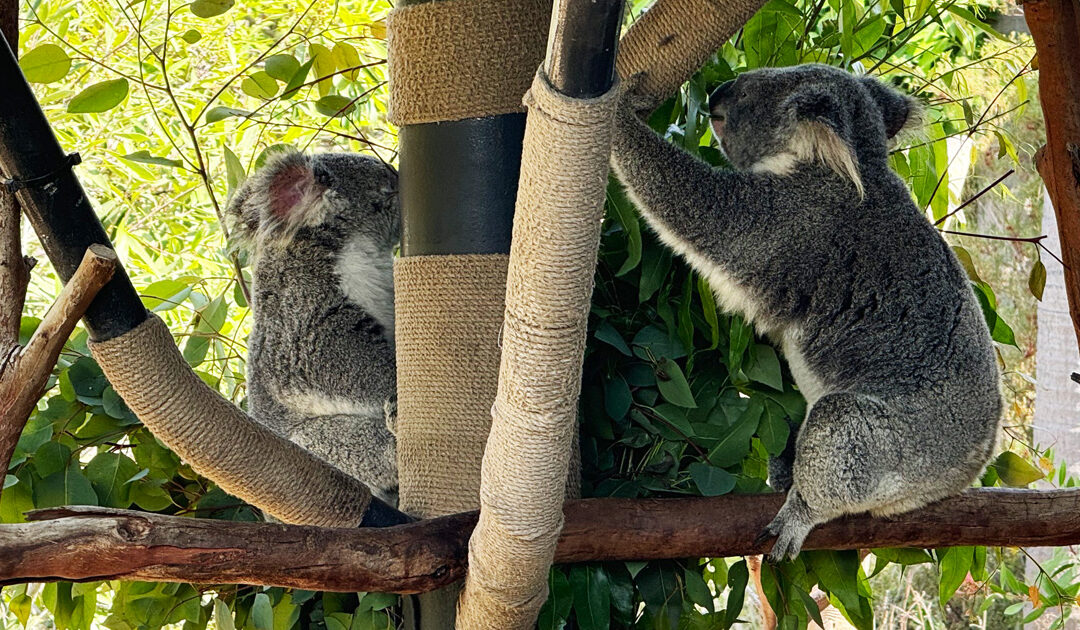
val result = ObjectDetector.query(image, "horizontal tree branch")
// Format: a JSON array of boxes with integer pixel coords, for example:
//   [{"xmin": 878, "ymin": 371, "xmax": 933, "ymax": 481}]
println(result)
[{"xmin": 1, "ymin": 488, "xmax": 1078, "ymax": 594}]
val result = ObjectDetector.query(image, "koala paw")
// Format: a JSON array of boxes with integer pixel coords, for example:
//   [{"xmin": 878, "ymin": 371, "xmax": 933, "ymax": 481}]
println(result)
[
  {"xmin": 756, "ymin": 491, "xmax": 818, "ymax": 563},
  {"xmin": 383, "ymin": 397, "xmax": 398, "ymax": 436}
]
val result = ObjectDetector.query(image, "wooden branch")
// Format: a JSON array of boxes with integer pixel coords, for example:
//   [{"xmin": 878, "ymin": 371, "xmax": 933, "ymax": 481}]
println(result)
[
  {"xmin": 0, "ymin": 186, "xmax": 34, "ymax": 350},
  {"xmin": 1025, "ymin": 0, "xmax": 1080, "ymax": 350},
  {"xmin": 2, "ymin": 489, "xmax": 1079, "ymax": 593},
  {"xmin": 0, "ymin": 245, "xmax": 116, "ymax": 486}
]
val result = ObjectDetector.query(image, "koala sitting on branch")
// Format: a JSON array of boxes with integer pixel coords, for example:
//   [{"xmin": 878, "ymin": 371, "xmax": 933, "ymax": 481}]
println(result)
[
  {"xmin": 227, "ymin": 151, "xmax": 400, "ymax": 506},
  {"xmin": 610, "ymin": 64, "xmax": 1002, "ymax": 561}
]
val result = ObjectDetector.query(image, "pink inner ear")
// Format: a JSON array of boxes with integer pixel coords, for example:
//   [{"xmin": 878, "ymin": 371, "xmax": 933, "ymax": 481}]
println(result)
[{"xmin": 268, "ymin": 163, "xmax": 314, "ymax": 220}]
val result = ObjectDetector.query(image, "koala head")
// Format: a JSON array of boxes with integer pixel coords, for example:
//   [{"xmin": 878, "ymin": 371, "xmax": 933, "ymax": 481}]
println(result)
[
  {"xmin": 708, "ymin": 64, "xmax": 921, "ymax": 194},
  {"xmin": 227, "ymin": 151, "xmax": 400, "ymax": 255}
]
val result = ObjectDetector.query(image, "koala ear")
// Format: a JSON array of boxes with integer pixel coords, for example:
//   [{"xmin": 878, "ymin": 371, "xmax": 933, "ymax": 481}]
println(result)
[
  {"xmin": 786, "ymin": 88, "xmax": 844, "ymax": 132},
  {"xmin": 263, "ymin": 152, "xmax": 324, "ymax": 221},
  {"xmin": 859, "ymin": 77, "xmax": 921, "ymax": 139},
  {"xmin": 226, "ymin": 151, "xmax": 328, "ymax": 250}
]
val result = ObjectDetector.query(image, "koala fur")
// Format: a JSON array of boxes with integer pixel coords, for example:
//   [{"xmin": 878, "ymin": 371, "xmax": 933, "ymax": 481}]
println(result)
[
  {"xmin": 610, "ymin": 64, "xmax": 1002, "ymax": 561},
  {"xmin": 227, "ymin": 151, "xmax": 401, "ymax": 505}
]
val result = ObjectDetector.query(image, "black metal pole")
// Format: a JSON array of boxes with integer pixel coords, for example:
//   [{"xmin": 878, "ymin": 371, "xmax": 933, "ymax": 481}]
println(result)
[
  {"xmin": 0, "ymin": 35, "xmax": 146, "ymax": 342},
  {"xmin": 544, "ymin": 0, "xmax": 624, "ymax": 98}
]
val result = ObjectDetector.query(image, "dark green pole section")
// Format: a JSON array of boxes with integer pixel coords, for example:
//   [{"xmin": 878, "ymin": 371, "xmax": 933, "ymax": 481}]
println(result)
[
  {"xmin": 399, "ymin": 116, "xmax": 524, "ymax": 256},
  {"xmin": 0, "ymin": 36, "xmax": 146, "ymax": 342},
  {"xmin": 0, "ymin": 33, "xmax": 408, "ymax": 528}
]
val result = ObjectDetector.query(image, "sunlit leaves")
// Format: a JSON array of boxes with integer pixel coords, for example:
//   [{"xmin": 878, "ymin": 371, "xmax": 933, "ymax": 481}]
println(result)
[
  {"xmin": 265, "ymin": 54, "xmax": 301, "ymax": 82},
  {"xmin": 122, "ymin": 151, "xmax": 184, "ymax": 168},
  {"xmin": 189, "ymin": 0, "xmax": 234, "ymax": 18},
  {"xmin": 990, "ymin": 451, "xmax": 1045, "ymax": 487},
  {"xmin": 205, "ymin": 106, "xmax": 252, "ymax": 123},
  {"xmin": 19, "ymin": 44, "xmax": 71, "ymax": 83},
  {"xmin": 68, "ymin": 78, "xmax": 129, "ymax": 113},
  {"xmin": 309, "ymin": 43, "xmax": 336, "ymax": 97},
  {"xmin": 315, "ymin": 95, "xmax": 356, "ymax": 117},
  {"xmin": 241, "ymin": 71, "xmax": 279, "ymax": 99},
  {"xmin": 333, "ymin": 42, "xmax": 362, "ymax": 81}
]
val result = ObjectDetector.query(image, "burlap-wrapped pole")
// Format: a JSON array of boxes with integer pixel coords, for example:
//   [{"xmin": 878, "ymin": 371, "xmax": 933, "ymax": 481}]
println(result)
[
  {"xmin": 617, "ymin": 0, "xmax": 769, "ymax": 107},
  {"xmin": 89, "ymin": 315, "xmax": 406, "ymax": 528},
  {"xmin": 456, "ymin": 70, "xmax": 620, "ymax": 629}
]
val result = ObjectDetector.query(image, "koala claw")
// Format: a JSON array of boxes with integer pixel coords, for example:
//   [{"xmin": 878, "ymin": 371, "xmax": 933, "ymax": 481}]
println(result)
[{"xmin": 760, "ymin": 491, "xmax": 819, "ymax": 563}]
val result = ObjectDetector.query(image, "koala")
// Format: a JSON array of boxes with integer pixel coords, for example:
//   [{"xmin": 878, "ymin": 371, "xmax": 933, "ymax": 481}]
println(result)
[
  {"xmin": 227, "ymin": 151, "xmax": 401, "ymax": 505},
  {"xmin": 610, "ymin": 64, "xmax": 1002, "ymax": 561}
]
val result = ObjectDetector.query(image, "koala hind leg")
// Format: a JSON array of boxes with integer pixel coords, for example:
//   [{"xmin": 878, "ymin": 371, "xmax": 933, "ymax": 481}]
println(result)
[
  {"xmin": 767, "ymin": 417, "xmax": 800, "ymax": 492},
  {"xmin": 290, "ymin": 415, "xmax": 399, "ymax": 506},
  {"xmin": 761, "ymin": 392, "xmax": 910, "ymax": 562}
]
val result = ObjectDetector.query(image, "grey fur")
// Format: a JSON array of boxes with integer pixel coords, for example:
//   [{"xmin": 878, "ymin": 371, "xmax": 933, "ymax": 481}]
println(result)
[
  {"xmin": 227, "ymin": 151, "xmax": 401, "ymax": 505},
  {"xmin": 611, "ymin": 64, "xmax": 1002, "ymax": 561}
]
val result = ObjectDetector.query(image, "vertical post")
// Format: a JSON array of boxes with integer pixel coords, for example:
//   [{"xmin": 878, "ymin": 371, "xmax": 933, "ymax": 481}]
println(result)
[
  {"xmin": 456, "ymin": 0, "xmax": 623, "ymax": 626},
  {"xmin": 389, "ymin": 0, "xmax": 547, "ymax": 626}
]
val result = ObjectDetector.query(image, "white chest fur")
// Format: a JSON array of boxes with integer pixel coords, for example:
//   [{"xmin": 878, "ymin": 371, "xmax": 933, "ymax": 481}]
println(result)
[
  {"xmin": 640, "ymin": 211, "xmax": 828, "ymax": 407},
  {"xmin": 334, "ymin": 234, "xmax": 395, "ymax": 341}
]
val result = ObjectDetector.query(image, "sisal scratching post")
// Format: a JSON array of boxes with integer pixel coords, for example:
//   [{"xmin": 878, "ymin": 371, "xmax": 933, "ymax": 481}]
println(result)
[
  {"xmin": 90, "ymin": 315, "xmax": 376, "ymax": 528},
  {"xmin": 456, "ymin": 70, "xmax": 620, "ymax": 629},
  {"xmin": 387, "ymin": 0, "xmax": 553, "ymax": 625},
  {"xmin": 393, "ymin": 255, "xmax": 509, "ymax": 518}
]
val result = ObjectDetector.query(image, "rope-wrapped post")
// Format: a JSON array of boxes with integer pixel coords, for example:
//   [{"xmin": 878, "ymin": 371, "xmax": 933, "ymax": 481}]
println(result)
[
  {"xmin": 386, "ymin": 0, "xmax": 553, "ymax": 625},
  {"xmin": 456, "ymin": 0, "xmax": 623, "ymax": 623},
  {"xmin": 616, "ymin": 0, "xmax": 769, "ymax": 108},
  {"xmin": 0, "ymin": 32, "xmax": 406, "ymax": 529}
]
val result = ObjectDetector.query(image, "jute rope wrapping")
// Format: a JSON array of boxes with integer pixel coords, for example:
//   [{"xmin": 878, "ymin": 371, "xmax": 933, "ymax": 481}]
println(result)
[
  {"xmin": 393, "ymin": 254, "xmax": 510, "ymax": 519},
  {"xmin": 456, "ymin": 71, "xmax": 619, "ymax": 630},
  {"xmin": 386, "ymin": 0, "xmax": 551, "ymax": 126},
  {"xmin": 617, "ymin": 0, "xmax": 768, "ymax": 108},
  {"xmin": 90, "ymin": 314, "xmax": 372, "ymax": 527}
]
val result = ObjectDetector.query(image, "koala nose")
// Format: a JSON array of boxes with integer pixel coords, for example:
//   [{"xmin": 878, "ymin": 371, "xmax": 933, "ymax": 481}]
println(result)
[{"xmin": 709, "ymin": 80, "xmax": 735, "ymax": 109}]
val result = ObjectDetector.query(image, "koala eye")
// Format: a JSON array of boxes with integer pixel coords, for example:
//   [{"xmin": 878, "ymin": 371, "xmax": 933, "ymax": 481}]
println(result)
[{"xmin": 312, "ymin": 164, "xmax": 335, "ymax": 188}]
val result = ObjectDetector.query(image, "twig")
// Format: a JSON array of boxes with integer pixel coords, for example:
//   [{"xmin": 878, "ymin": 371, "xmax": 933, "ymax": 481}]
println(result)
[
  {"xmin": 933, "ymin": 169, "xmax": 1015, "ymax": 226},
  {"xmin": 0, "ymin": 245, "xmax": 116, "ymax": 494},
  {"xmin": 938, "ymin": 229, "xmax": 1066, "ymax": 267},
  {"xmin": 0, "ymin": 183, "xmax": 34, "ymax": 350}
]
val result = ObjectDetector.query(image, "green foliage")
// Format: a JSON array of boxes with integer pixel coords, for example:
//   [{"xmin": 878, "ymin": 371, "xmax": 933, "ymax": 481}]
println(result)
[{"xmin": 0, "ymin": 0, "xmax": 1055, "ymax": 627}]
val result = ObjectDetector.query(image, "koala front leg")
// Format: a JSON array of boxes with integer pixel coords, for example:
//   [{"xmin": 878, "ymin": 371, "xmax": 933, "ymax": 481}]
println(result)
[{"xmin": 610, "ymin": 108, "xmax": 770, "ymax": 255}]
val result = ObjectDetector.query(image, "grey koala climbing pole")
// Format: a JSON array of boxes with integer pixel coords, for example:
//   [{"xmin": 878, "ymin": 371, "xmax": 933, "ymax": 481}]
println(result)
[
  {"xmin": 456, "ymin": 0, "xmax": 624, "ymax": 625},
  {"xmin": 0, "ymin": 32, "xmax": 407, "ymax": 530}
]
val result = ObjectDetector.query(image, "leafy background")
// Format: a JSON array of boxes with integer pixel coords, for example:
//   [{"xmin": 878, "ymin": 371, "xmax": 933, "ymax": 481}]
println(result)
[{"xmin": 0, "ymin": 0, "xmax": 1069, "ymax": 628}]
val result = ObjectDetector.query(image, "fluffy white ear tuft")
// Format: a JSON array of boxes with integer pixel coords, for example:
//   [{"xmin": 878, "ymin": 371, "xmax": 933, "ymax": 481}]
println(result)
[{"xmin": 791, "ymin": 120, "xmax": 865, "ymax": 198}]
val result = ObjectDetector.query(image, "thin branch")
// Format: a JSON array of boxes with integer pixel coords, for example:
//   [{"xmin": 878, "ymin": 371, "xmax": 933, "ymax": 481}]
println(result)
[
  {"xmin": 938, "ymin": 229, "xmax": 1066, "ymax": 266},
  {"xmin": 933, "ymin": 169, "xmax": 1015, "ymax": 226}
]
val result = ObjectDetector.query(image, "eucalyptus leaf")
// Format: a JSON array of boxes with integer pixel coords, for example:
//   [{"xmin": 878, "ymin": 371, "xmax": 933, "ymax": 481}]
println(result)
[
  {"xmin": 20, "ymin": 44, "xmax": 72, "ymax": 83},
  {"xmin": 68, "ymin": 79, "xmax": 129, "ymax": 114},
  {"xmin": 190, "ymin": 0, "xmax": 234, "ymax": 18}
]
